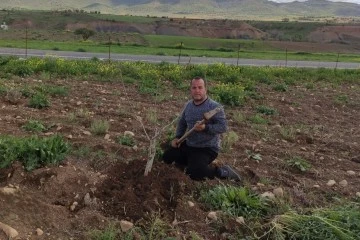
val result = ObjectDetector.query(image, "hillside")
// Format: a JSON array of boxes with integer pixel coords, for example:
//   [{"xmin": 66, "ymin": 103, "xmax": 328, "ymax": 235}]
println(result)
[{"xmin": 1, "ymin": 0, "xmax": 360, "ymax": 20}]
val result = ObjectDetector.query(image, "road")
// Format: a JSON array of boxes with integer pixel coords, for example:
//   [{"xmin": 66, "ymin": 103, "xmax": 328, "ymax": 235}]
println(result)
[{"xmin": 0, "ymin": 47, "xmax": 359, "ymax": 69}]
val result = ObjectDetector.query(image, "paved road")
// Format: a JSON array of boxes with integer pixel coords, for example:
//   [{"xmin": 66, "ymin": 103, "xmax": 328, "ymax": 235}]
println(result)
[{"xmin": 0, "ymin": 47, "xmax": 359, "ymax": 69}]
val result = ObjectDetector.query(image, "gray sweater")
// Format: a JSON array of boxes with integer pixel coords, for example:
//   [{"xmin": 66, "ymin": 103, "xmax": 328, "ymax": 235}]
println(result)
[{"xmin": 175, "ymin": 98, "xmax": 227, "ymax": 152}]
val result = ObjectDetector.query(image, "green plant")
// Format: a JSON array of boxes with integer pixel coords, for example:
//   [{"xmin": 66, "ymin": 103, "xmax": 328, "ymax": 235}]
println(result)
[
  {"xmin": 45, "ymin": 85, "xmax": 69, "ymax": 96},
  {"xmin": 22, "ymin": 120, "xmax": 47, "ymax": 132},
  {"xmin": 334, "ymin": 94, "xmax": 348, "ymax": 105},
  {"xmin": 248, "ymin": 114, "xmax": 268, "ymax": 124},
  {"xmin": 246, "ymin": 149, "xmax": 262, "ymax": 163},
  {"xmin": 287, "ymin": 156, "xmax": 311, "ymax": 172},
  {"xmin": 270, "ymin": 202, "xmax": 360, "ymax": 240},
  {"xmin": 272, "ymin": 83, "xmax": 288, "ymax": 92},
  {"xmin": 256, "ymin": 105, "xmax": 277, "ymax": 115},
  {"xmin": 89, "ymin": 224, "xmax": 119, "ymax": 240},
  {"xmin": 200, "ymin": 185, "xmax": 270, "ymax": 218},
  {"xmin": 28, "ymin": 92, "xmax": 50, "ymax": 109},
  {"xmin": 221, "ymin": 131, "xmax": 239, "ymax": 152},
  {"xmin": 211, "ymin": 83, "xmax": 245, "ymax": 106},
  {"xmin": 279, "ymin": 126, "xmax": 296, "ymax": 142},
  {"xmin": 117, "ymin": 134, "xmax": 135, "ymax": 147},
  {"xmin": 232, "ymin": 111, "xmax": 245, "ymax": 124},
  {"xmin": 90, "ymin": 120, "xmax": 110, "ymax": 136}
]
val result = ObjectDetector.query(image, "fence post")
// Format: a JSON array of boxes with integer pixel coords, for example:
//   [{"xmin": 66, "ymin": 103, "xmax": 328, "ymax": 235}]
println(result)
[
  {"xmin": 178, "ymin": 41, "xmax": 183, "ymax": 65},
  {"xmin": 285, "ymin": 48, "xmax": 288, "ymax": 67},
  {"xmin": 237, "ymin": 43, "xmax": 240, "ymax": 66},
  {"xmin": 108, "ymin": 35, "xmax": 111, "ymax": 62},
  {"xmin": 335, "ymin": 52, "xmax": 339, "ymax": 70},
  {"xmin": 25, "ymin": 26, "xmax": 28, "ymax": 58}
]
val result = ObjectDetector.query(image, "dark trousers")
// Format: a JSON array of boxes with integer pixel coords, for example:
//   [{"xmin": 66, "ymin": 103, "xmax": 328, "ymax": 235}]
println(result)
[{"xmin": 162, "ymin": 142, "xmax": 218, "ymax": 180}]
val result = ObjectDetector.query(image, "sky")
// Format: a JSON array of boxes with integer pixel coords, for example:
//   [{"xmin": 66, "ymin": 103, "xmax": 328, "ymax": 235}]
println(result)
[{"xmin": 269, "ymin": 0, "xmax": 360, "ymax": 3}]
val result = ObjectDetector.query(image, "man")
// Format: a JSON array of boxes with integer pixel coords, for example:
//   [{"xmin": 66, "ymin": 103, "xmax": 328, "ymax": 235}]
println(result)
[{"xmin": 162, "ymin": 76, "xmax": 241, "ymax": 181}]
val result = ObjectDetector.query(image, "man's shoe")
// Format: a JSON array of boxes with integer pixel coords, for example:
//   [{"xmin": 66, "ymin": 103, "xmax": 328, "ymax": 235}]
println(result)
[{"xmin": 218, "ymin": 165, "xmax": 241, "ymax": 181}]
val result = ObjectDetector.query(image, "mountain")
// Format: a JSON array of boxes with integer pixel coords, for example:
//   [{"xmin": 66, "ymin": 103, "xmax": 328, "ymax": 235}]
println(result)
[{"xmin": 1, "ymin": 0, "xmax": 360, "ymax": 19}]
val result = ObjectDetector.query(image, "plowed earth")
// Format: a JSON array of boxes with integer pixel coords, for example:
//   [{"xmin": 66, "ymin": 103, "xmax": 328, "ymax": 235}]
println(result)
[{"xmin": 0, "ymin": 75, "xmax": 359, "ymax": 239}]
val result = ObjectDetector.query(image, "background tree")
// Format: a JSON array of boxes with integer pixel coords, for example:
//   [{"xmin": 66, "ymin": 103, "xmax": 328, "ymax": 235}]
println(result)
[{"xmin": 74, "ymin": 28, "xmax": 95, "ymax": 41}]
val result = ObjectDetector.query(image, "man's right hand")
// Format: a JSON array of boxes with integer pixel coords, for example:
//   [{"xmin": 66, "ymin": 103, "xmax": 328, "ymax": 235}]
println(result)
[{"xmin": 171, "ymin": 138, "xmax": 180, "ymax": 148}]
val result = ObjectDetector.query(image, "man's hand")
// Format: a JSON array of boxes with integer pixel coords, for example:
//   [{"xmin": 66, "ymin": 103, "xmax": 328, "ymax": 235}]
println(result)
[
  {"xmin": 171, "ymin": 138, "xmax": 180, "ymax": 148},
  {"xmin": 194, "ymin": 121, "xmax": 206, "ymax": 132}
]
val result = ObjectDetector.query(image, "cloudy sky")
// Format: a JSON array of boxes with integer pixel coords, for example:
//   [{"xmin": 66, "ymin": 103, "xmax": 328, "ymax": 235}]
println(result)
[{"xmin": 269, "ymin": 0, "xmax": 360, "ymax": 3}]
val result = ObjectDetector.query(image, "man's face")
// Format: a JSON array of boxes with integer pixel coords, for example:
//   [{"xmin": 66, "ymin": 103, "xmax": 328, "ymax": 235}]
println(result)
[{"xmin": 190, "ymin": 79, "xmax": 207, "ymax": 103}]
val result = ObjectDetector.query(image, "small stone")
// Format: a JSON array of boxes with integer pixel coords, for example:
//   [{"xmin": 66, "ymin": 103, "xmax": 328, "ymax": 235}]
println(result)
[
  {"xmin": 124, "ymin": 131, "xmax": 135, "ymax": 137},
  {"xmin": 67, "ymin": 135, "xmax": 73, "ymax": 139},
  {"xmin": 104, "ymin": 134, "xmax": 110, "ymax": 140},
  {"xmin": 326, "ymin": 180, "xmax": 336, "ymax": 187},
  {"xmin": 256, "ymin": 183, "xmax": 265, "ymax": 187},
  {"xmin": 313, "ymin": 184, "xmax": 320, "ymax": 188},
  {"xmin": 356, "ymin": 192, "xmax": 360, "ymax": 198},
  {"xmin": 319, "ymin": 156, "xmax": 324, "ymax": 160},
  {"xmin": 260, "ymin": 191, "xmax": 275, "ymax": 200},
  {"xmin": 120, "ymin": 220, "xmax": 133, "ymax": 232},
  {"xmin": 82, "ymin": 131, "xmax": 91, "ymax": 136},
  {"xmin": 84, "ymin": 193, "xmax": 92, "ymax": 206},
  {"xmin": 36, "ymin": 228, "xmax": 44, "ymax": 236},
  {"xmin": 0, "ymin": 187, "xmax": 17, "ymax": 195},
  {"xmin": 76, "ymin": 101, "xmax": 82, "ymax": 106},
  {"xmin": 70, "ymin": 202, "xmax": 78, "ymax": 211},
  {"xmin": 339, "ymin": 180, "xmax": 348, "ymax": 187},
  {"xmin": 207, "ymin": 211, "xmax": 218, "ymax": 221},
  {"xmin": 187, "ymin": 201, "xmax": 195, "ymax": 207},
  {"xmin": 44, "ymin": 132, "xmax": 54, "ymax": 136},
  {"xmin": 236, "ymin": 216, "xmax": 245, "ymax": 225},
  {"xmin": 347, "ymin": 170, "xmax": 356, "ymax": 176},
  {"xmin": 273, "ymin": 187, "xmax": 284, "ymax": 198}
]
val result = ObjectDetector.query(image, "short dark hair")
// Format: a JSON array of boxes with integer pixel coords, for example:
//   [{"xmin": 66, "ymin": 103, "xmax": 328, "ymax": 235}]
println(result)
[{"xmin": 191, "ymin": 76, "xmax": 207, "ymax": 88}]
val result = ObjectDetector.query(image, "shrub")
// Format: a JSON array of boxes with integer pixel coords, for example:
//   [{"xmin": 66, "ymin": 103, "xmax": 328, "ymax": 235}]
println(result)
[
  {"xmin": 200, "ymin": 185, "xmax": 270, "ymax": 218},
  {"xmin": 256, "ymin": 105, "xmax": 277, "ymax": 115},
  {"xmin": 221, "ymin": 131, "xmax": 239, "ymax": 152},
  {"xmin": 211, "ymin": 83, "xmax": 245, "ymax": 106},
  {"xmin": 287, "ymin": 156, "xmax": 311, "ymax": 172},
  {"xmin": 90, "ymin": 120, "xmax": 110, "ymax": 136},
  {"xmin": 116, "ymin": 135, "xmax": 135, "ymax": 147},
  {"xmin": 22, "ymin": 120, "xmax": 47, "ymax": 132},
  {"xmin": 28, "ymin": 92, "xmax": 50, "ymax": 109}
]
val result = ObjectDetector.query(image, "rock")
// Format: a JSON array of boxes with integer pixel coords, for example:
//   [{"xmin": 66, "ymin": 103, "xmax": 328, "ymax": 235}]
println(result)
[
  {"xmin": 347, "ymin": 170, "xmax": 356, "ymax": 176},
  {"xmin": 82, "ymin": 131, "xmax": 92, "ymax": 136},
  {"xmin": 356, "ymin": 192, "xmax": 360, "ymax": 198},
  {"xmin": 104, "ymin": 134, "xmax": 110, "ymax": 140},
  {"xmin": 76, "ymin": 101, "xmax": 82, "ymax": 105},
  {"xmin": 207, "ymin": 211, "xmax": 218, "ymax": 221},
  {"xmin": 260, "ymin": 191, "xmax": 275, "ymax": 200},
  {"xmin": 36, "ymin": 228, "xmax": 44, "ymax": 236},
  {"xmin": 84, "ymin": 193, "xmax": 92, "ymax": 206},
  {"xmin": 273, "ymin": 187, "xmax": 284, "ymax": 198},
  {"xmin": 0, "ymin": 187, "xmax": 17, "ymax": 195},
  {"xmin": 339, "ymin": 180, "xmax": 348, "ymax": 187},
  {"xmin": 70, "ymin": 202, "xmax": 78, "ymax": 211},
  {"xmin": 0, "ymin": 222, "xmax": 19, "ymax": 238},
  {"xmin": 124, "ymin": 131, "xmax": 135, "ymax": 137},
  {"xmin": 351, "ymin": 155, "xmax": 360, "ymax": 163},
  {"xmin": 187, "ymin": 201, "xmax": 195, "ymax": 207},
  {"xmin": 67, "ymin": 135, "xmax": 73, "ymax": 139},
  {"xmin": 236, "ymin": 216, "xmax": 245, "ymax": 225},
  {"xmin": 257, "ymin": 183, "xmax": 265, "ymax": 187},
  {"xmin": 326, "ymin": 180, "xmax": 336, "ymax": 187},
  {"xmin": 120, "ymin": 220, "xmax": 133, "ymax": 232},
  {"xmin": 313, "ymin": 184, "xmax": 320, "ymax": 188}
]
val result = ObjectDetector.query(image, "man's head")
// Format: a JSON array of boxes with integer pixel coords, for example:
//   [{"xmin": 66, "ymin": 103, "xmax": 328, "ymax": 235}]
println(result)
[{"xmin": 190, "ymin": 77, "xmax": 207, "ymax": 105}]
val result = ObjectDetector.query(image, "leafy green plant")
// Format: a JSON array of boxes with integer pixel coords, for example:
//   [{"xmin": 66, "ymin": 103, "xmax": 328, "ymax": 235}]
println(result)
[
  {"xmin": 200, "ymin": 185, "xmax": 270, "ymax": 218},
  {"xmin": 22, "ymin": 120, "xmax": 47, "ymax": 132},
  {"xmin": 272, "ymin": 83, "xmax": 288, "ymax": 92},
  {"xmin": 211, "ymin": 83, "xmax": 245, "ymax": 106},
  {"xmin": 279, "ymin": 126, "xmax": 296, "ymax": 142},
  {"xmin": 28, "ymin": 92, "xmax": 50, "ymax": 109},
  {"xmin": 45, "ymin": 85, "xmax": 69, "ymax": 96},
  {"xmin": 117, "ymin": 134, "xmax": 135, "ymax": 147},
  {"xmin": 90, "ymin": 120, "xmax": 110, "ymax": 136},
  {"xmin": 246, "ymin": 149, "xmax": 262, "ymax": 163},
  {"xmin": 256, "ymin": 105, "xmax": 277, "ymax": 115},
  {"xmin": 0, "ymin": 134, "xmax": 70, "ymax": 171},
  {"xmin": 89, "ymin": 224, "xmax": 119, "ymax": 240},
  {"xmin": 221, "ymin": 131, "xmax": 239, "ymax": 152},
  {"xmin": 248, "ymin": 114, "xmax": 268, "ymax": 124},
  {"xmin": 270, "ymin": 202, "xmax": 360, "ymax": 240},
  {"xmin": 287, "ymin": 156, "xmax": 311, "ymax": 172}
]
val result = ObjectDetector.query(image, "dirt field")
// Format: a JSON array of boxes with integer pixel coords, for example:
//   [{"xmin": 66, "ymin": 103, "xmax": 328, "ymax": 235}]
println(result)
[{"xmin": 0, "ymin": 74, "xmax": 360, "ymax": 239}]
